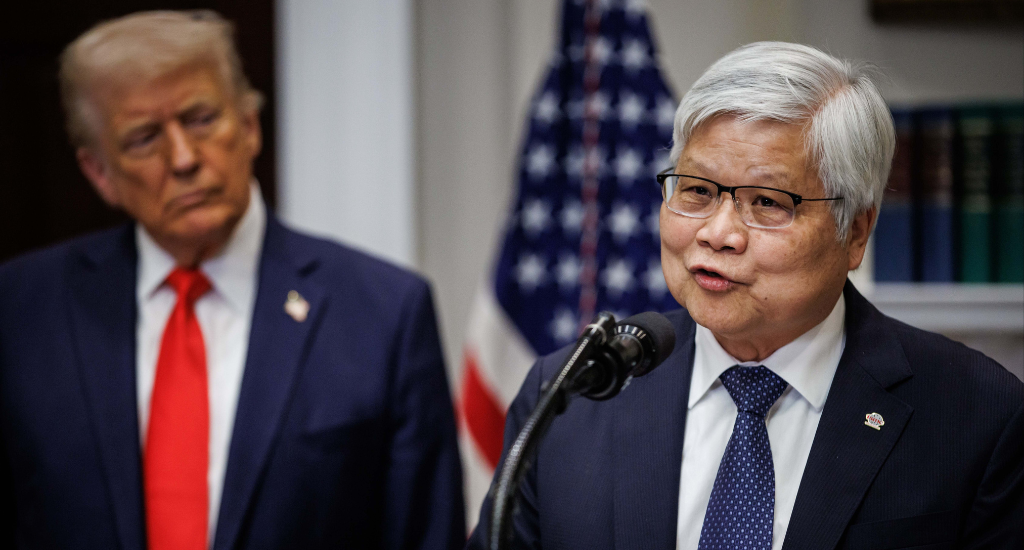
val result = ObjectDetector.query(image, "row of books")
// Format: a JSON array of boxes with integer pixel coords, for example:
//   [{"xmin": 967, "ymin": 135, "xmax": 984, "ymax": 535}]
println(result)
[{"xmin": 873, "ymin": 103, "xmax": 1024, "ymax": 283}]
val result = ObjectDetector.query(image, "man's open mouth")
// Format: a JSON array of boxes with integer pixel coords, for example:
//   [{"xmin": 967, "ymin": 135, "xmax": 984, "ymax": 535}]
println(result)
[{"xmin": 696, "ymin": 268, "xmax": 724, "ymax": 279}]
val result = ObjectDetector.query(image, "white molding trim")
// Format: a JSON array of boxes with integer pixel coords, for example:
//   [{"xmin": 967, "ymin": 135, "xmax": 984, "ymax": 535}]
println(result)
[{"xmin": 868, "ymin": 284, "xmax": 1024, "ymax": 333}]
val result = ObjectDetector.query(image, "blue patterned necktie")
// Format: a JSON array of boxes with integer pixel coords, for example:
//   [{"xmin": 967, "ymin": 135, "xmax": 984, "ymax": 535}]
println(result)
[{"xmin": 697, "ymin": 365, "xmax": 788, "ymax": 550}]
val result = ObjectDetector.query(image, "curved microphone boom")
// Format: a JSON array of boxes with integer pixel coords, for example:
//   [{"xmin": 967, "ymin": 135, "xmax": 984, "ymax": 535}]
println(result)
[{"xmin": 488, "ymin": 311, "xmax": 676, "ymax": 550}]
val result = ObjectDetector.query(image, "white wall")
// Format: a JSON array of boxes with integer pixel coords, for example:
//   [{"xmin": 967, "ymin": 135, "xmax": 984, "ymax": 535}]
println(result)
[
  {"xmin": 277, "ymin": 0, "xmax": 415, "ymax": 267},
  {"xmin": 416, "ymin": 0, "xmax": 519, "ymax": 379}
]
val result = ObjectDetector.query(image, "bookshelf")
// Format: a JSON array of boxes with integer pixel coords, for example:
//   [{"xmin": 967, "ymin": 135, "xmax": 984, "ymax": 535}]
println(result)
[{"xmin": 863, "ymin": 100, "xmax": 1023, "ymax": 366}]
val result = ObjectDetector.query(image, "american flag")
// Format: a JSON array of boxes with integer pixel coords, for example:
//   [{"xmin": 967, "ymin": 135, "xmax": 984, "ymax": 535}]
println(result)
[{"xmin": 457, "ymin": 0, "xmax": 678, "ymax": 526}]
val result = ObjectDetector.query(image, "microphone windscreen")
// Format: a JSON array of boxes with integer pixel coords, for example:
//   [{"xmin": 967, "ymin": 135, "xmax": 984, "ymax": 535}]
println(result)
[{"xmin": 618, "ymin": 312, "xmax": 676, "ymax": 372}]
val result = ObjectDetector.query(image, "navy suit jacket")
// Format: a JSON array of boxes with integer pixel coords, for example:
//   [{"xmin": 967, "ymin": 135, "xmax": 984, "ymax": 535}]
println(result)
[
  {"xmin": 468, "ymin": 282, "xmax": 1024, "ymax": 550},
  {"xmin": 0, "ymin": 218, "xmax": 465, "ymax": 549}
]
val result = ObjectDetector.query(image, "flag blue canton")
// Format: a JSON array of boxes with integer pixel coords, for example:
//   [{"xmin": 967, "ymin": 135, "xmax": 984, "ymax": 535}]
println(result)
[{"xmin": 493, "ymin": 0, "xmax": 678, "ymax": 355}]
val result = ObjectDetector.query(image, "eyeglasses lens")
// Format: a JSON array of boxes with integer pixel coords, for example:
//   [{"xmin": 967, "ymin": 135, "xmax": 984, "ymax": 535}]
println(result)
[{"xmin": 663, "ymin": 176, "xmax": 796, "ymax": 228}]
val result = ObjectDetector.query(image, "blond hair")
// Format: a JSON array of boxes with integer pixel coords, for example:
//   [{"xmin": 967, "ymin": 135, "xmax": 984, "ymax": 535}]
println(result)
[{"xmin": 59, "ymin": 10, "xmax": 264, "ymax": 147}]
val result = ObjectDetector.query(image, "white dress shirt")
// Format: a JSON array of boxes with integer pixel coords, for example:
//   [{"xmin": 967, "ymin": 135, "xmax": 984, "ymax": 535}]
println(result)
[
  {"xmin": 676, "ymin": 296, "xmax": 846, "ymax": 550},
  {"xmin": 136, "ymin": 184, "xmax": 265, "ymax": 542}
]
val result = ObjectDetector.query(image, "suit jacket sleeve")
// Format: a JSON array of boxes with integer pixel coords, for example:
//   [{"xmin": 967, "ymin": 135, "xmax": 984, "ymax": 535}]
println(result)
[
  {"xmin": 961, "ymin": 399, "xmax": 1024, "ymax": 548},
  {"xmin": 383, "ymin": 280, "xmax": 466, "ymax": 550},
  {"xmin": 466, "ymin": 351, "xmax": 558, "ymax": 550}
]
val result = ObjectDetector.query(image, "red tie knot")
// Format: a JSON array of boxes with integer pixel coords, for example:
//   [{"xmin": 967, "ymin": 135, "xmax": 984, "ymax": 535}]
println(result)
[{"xmin": 165, "ymin": 267, "xmax": 212, "ymax": 305}]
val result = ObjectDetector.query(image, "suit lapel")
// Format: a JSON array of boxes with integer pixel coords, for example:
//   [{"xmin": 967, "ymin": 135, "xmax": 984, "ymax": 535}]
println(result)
[
  {"xmin": 67, "ymin": 225, "xmax": 146, "ymax": 550},
  {"xmin": 783, "ymin": 283, "xmax": 914, "ymax": 550},
  {"xmin": 213, "ymin": 220, "xmax": 326, "ymax": 550},
  {"xmin": 612, "ymin": 313, "xmax": 695, "ymax": 550}
]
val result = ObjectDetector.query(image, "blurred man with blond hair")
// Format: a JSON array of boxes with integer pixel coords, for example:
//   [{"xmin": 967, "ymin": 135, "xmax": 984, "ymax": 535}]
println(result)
[{"xmin": 0, "ymin": 11, "xmax": 464, "ymax": 549}]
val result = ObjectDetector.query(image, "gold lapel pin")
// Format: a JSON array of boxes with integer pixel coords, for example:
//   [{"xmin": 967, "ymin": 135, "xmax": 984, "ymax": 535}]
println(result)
[
  {"xmin": 864, "ymin": 412, "xmax": 884, "ymax": 430},
  {"xmin": 284, "ymin": 290, "xmax": 310, "ymax": 322}
]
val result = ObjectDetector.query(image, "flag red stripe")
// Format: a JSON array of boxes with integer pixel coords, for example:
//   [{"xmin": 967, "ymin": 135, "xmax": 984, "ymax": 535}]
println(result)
[{"xmin": 460, "ymin": 350, "xmax": 506, "ymax": 469}]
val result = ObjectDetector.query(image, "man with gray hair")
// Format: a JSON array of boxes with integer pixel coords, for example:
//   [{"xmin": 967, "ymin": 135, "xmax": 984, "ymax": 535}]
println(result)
[
  {"xmin": 0, "ymin": 10, "xmax": 464, "ymax": 550},
  {"xmin": 468, "ymin": 42, "xmax": 1023, "ymax": 549}
]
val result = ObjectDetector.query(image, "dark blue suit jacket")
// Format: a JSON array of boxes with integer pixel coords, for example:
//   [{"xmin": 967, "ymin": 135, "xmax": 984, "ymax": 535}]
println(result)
[
  {"xmin": 468, "ymin": 282, "xmax": 1024, "ymax": 550},
  {"xmin": 0, "ymin": 218, "xmax": 465, "ymax": 549}
]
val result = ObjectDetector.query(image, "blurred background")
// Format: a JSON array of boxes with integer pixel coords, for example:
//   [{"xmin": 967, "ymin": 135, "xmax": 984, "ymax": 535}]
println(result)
[{"xmin": 2, "ymin": 0, "xmax": 1022, "ymax": 382}]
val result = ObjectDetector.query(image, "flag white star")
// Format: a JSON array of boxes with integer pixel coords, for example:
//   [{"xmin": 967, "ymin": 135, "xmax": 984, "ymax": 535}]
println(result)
[
  {"xmin": 609, "ymin": 202, "xmax": 640, "ymax": 242},
  {"xmin": 644, "ymin": 259, "xmax": 668, "ymax": 297},
  {"xmin": 621, "ymin": 39, "xmax": 649, "ymax": 73},
  {"xmin": 570, "ymin": 146, "xmax": 608, "ymax": 179},
  {"xmin": 521, "ymin": 198, "xmax": 551, "ymax": 237},
  {"xmin": 526, "ymin": 145, "xmax": 555, "ymax": 181},
  {"xmin": 585, "ymin": 146, "xmax": 607, "ymax": 177},
  {"xmin": 556, "ymin": 253, "xmax": 583, "ymax": 291},
  {"xmin": 618, "ymin": 92, "xmax": 646, "ymax": 129},
  {"xmin": 615, "ymin": 147, "xmax": 643, "ymax": 185},
  {"xmin": 586, "ymin": 91, "xmax": 610, "ymax": 120},
  {"xmin": 590, "ymin": 37, "xmax": 614, "ymax": 66},
  {"xmin": 655, "ymin": 96, "xmax": 676, "ymax": 132},
  {"xmin": 550, "ymin": 307, "xmax": 579, "ymax": 344},
  {"xmin": 560, "ymin": 200, "xmax": 585, "ymax": 234},
  {"xmin": 515, "ymin": 254, "xmax": 547, "ymax": 292},
  {"xmin": 534, "ymin": 91, "xmax": 560, "ymax": 125},
  {"xmin": 601, "ymin": 258, "xmax": 635, "ymax": 298}
]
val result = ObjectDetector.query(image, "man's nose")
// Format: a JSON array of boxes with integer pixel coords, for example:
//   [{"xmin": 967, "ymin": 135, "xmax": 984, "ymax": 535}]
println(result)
[
  {"xmin": 165, "ymin": 122, "xmax": 200, "ymax": 178},
  {"xmin": 695, "ymin": 193, "xmax": 748, "ymax": 253}
]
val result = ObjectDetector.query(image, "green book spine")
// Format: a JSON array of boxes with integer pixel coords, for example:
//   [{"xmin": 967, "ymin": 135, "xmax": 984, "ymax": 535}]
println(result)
[
  {"xmin": 994, "ymin": 104, "xmax": 1024, "ymax": 283},
  {"xmin": 955, "ymin": 106, "xmax": 994, "ymax": 282}
]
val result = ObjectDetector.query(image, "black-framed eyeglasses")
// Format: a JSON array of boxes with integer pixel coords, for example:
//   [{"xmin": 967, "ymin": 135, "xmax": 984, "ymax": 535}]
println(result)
[{"xmin": 655, "ymin": 170, "xmax": 844, "ymax": 229}]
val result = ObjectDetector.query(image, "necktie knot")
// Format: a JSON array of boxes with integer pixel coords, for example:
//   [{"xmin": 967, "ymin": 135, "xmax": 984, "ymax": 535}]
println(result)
[
  {"xmin": 165, "ymin": 268, "xmax": 211, "ymax": 306},
  {"xmin": 719, "ymin": 365, "xmax": 788, "ymax": 418}
]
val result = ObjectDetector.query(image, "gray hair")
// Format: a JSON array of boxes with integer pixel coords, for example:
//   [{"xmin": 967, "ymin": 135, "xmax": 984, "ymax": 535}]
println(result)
[
  {"xmin": 59, "ymin": 10, "xmax": 264, "ymax": 147},
  {"xmin": 669, "ymin": 41, "xmax": 895, "ymax": 241}
]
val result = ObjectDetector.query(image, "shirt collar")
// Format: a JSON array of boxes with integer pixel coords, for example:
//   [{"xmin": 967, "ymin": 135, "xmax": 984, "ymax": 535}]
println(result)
[
  {"xmin": 688, "ymin": 294, "xmax": 846, "ymax": 412},
  {"xmin": 136, "ymin": 182, "xmax": 267, "ymax": 313}
]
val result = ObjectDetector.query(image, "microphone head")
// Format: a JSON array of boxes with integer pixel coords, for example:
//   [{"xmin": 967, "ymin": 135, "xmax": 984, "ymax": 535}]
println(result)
[{"xmin": 615, "ymin": 312, "xmax": 676, "ymax": 377}]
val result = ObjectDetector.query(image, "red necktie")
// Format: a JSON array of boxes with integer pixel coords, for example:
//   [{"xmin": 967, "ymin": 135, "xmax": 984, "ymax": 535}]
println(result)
[{"xmin": 144, "ymin": 267, "xmax": 212, "ymax": 550}]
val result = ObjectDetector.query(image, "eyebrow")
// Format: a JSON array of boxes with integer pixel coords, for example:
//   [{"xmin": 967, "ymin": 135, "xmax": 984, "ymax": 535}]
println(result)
[
  {"xmin": 178, "ymin": 98, "xmax": 220, "ymax": 115},
  {"xmin": 677, "ymin": 156, "xmax": 717, "ymax": 176},
  {"xmin": 118, "ymin": 120, "xmax": 160, "ymax": 142},
  {"xmin": 116, "ymin": 97, "xmax": 221, "ymax": 137},
  {"xmin": 744, "ymin": 168, "xmax": 793, "ymax": 187}
]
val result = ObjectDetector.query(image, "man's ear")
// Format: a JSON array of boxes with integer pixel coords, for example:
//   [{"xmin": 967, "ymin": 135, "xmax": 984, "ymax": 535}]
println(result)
[
  {"xmin": 240, "ymin": 104, "xmax": 262, "ymax": 160},
  {"xmin": 76, "ymin": 146, "xmax": 121, "ymax": 208},
  {"xmin": 846, "ymin": 206, "xmax": 876, "ymax": 271}
]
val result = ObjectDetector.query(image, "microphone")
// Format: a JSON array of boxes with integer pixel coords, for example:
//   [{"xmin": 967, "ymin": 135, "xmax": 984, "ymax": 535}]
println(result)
[
  {"xmin": 570, "ymin": 312, "xmax": 677, "ymax": 401},
  {"xmin": 488, "ymin": 311, "xmax": 675, "ymax": 550}
]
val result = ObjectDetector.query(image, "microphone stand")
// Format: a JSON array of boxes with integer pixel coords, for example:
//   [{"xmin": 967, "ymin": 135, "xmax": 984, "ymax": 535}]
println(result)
[{"xmin": 488, "ymin": 312, "xmax": 617, "ymax": 550}]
